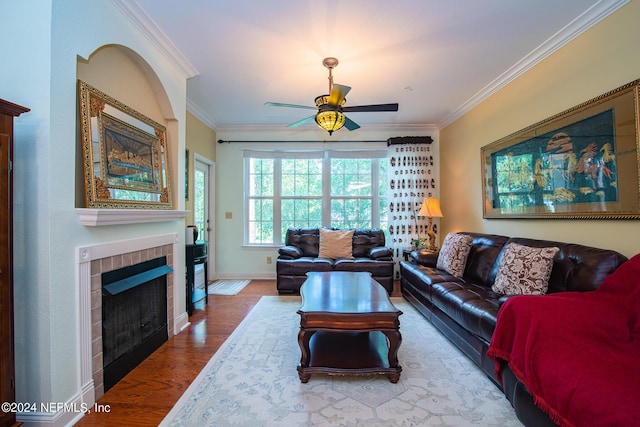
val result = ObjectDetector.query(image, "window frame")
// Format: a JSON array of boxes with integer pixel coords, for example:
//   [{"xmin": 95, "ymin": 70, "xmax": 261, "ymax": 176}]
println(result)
[{"xmin": 244, "ymin": 149, "xmax": 387, "ymax": 246}]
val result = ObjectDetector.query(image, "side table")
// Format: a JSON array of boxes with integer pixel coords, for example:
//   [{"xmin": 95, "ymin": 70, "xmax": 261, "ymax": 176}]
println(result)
[
  {"xmin": 186, "ymin": 242, "xmax": 208, "ymax": 316},
  {"xmin": 403, "ymin": 248, "xmax": 438, "ymax": 264}
]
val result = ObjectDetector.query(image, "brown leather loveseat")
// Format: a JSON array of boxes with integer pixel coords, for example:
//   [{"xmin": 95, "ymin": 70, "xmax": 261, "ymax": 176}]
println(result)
[
  {"xmin": 399, "ymin": 231, "xmax": 627, "ymax": 426},
  {"xmin": 277, "ymin": 227, "xmax": 394, "ymax": 294}
]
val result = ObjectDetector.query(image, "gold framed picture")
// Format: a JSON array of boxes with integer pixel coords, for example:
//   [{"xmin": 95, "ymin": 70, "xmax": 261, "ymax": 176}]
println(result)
[
  {"xmin": 481, "ymin": 79, "xmax": 640, "ymax": 219},
  {"xmin": 78, "ymin": 80, "xmax": 172, "ymax": 209}
]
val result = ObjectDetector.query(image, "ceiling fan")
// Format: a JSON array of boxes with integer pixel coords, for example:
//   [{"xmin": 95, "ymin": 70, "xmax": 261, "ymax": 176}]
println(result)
[{"xmin": 265, "ymin": 57, "xmax": 399, "ymax": 135}]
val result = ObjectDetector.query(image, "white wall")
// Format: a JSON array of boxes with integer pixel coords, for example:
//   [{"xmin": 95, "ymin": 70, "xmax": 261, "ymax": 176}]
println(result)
[
  {"xmin": 214, "ymin": 125, "xmax": 438, "ymax": 279},
  {"xmin": 1, "ymin": 1, "xmax": 189, "ymax": 423}
]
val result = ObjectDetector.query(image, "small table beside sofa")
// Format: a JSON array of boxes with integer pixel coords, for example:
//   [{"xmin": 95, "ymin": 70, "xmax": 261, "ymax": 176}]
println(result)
[{"xmin": 399, "ymin": 231, "xmax": 630, "ymax": 426}]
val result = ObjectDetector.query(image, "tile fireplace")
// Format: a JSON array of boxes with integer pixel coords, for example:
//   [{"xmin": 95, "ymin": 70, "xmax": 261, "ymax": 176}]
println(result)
[{"xmin": 76, "ymin": 233, "xmax": 179, "ymax": 402}]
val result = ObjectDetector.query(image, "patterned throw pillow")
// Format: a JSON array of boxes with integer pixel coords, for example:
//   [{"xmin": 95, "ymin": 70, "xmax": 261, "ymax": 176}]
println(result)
[
  {"xmin": 318, "ymin": 228, "xmax": 355, "ymax": 259},
  {"xmin": 436, "ymin": 233, "xmax": 473, "ymax": 277},
  {"xmin": 492, "ymin": 243, "xmax": 560, "ymax": 295}
]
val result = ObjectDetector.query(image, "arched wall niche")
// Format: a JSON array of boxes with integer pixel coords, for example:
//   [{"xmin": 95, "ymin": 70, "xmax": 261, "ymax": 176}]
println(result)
[{"xmin": 76, "ymin": 44, "xmax": 179, "ymax": 208}]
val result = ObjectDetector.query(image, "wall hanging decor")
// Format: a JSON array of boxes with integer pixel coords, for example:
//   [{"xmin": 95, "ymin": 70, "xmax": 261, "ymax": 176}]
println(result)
[
  {"xmin": 481, "ymin": 79, "xmax": 640, "ymax": 219},
  {"xmin": 387, "ymin": 136, "xmax": 436, "ymax": 278},
  {"xmin": 78, "ymin": 80, "xmax": 173, "ymax": 209}
]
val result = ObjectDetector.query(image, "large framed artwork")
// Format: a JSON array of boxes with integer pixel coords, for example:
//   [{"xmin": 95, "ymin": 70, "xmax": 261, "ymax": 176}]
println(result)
[
  {"xmin": 78, "ymin": 80, "xmax": 172, "ymax": 209},
  {"xmin": 481, "ymin": 79, "xmax": 640, "ymax": 219}
]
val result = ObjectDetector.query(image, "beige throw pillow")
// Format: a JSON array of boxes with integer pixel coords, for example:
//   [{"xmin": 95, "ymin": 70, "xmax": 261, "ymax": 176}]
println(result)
[
  {"xmin": 436, "ymin": 233, "xmax": 473, "ymax": 277},
  {"xmin": 492, "ymin": 243, "xmax": 560, "ymax": 295},
  {"xmin": 318, "ymin": 228, "xmax": 355, "ymax": 259}
]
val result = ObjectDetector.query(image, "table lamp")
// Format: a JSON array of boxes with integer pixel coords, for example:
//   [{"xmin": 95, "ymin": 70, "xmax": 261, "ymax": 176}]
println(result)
[{"xmin": 418, "ymin": 197, "xmax": 444, "ymax": 251}]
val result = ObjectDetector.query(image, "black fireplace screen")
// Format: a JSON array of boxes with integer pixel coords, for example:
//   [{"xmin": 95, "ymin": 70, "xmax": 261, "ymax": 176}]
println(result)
[{"xmin": 101, "ymin": 256, "xmax": 170, "ymax": 391}]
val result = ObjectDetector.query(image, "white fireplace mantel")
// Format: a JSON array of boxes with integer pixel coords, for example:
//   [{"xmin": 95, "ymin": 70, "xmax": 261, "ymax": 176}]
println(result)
[{"xmin": 76, "ymin": 208, "xmax": 188, "ymax": 226}]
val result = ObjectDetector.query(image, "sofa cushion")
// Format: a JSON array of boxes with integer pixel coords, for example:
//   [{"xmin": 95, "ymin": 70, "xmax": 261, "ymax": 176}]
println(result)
[
  {"xmin": 318, "ymin": 228, "xmax": 354, "ymax": 259},
  {"xmin": 284, "ymin": 227, "xmax": 321, "ymax": 257},
  {"xmin": 437, "ymin": 233, "xmax": 473, "ymax": 277},
  {"xmin": 463, "ymin": 233, "xmax": 510, "ymax": 287},
  {"xmin": 334, "ymin": 258, "xmax": 394, "ymax": 276},
  {"xmin": 505, "ymin": 237, "xmax": 628, "ymax": 293},
  {"xmin": 431, "ymin": 280, "xmax": 501, "ymax": 342},
  {"xmin": 276, "ymin": 257, "xmax": 334, "ymax": 275},
  {"xmin": 492, "ymin": 243, "xmax": 559, "ymax": 295},
  {"xmin": 352, "ymin": 228, "xmax": 387, "ymax": 258}
]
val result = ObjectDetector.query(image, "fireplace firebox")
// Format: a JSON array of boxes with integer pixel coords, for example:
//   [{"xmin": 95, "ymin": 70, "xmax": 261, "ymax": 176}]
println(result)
[{"xmin": 101, "ymin": 256, "xmax": 171, "ymax": 391}]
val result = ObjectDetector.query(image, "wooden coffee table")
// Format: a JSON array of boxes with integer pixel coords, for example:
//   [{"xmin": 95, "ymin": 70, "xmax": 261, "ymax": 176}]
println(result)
[{"xmin": 296, "ymin": 271, "xmax": 403, "ymax": 383}]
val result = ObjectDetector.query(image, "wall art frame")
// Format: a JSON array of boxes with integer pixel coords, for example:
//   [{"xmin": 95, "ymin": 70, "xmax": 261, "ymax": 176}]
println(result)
[
  {"xmin": 481, "ymin": 79, "xmax": 640, "ymax": 219},
  {"xmin": 78, "ymin": 80, "xmax": 173, "ymax": 209}
]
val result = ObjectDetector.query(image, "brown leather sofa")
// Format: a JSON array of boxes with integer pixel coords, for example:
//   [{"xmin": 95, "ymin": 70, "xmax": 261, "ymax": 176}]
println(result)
[
  {"xmin": 277, "ymin": 227, "xmax": 394, "ymax": 294},
  {"xmin": 399, "ymin": 232, "xmax": 627, "ymax": 426}
]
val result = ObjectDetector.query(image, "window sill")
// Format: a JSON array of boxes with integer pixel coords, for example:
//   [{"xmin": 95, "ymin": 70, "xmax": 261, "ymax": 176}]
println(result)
[{"xmin": 242, "ymin": 244, "xmax": 283, "ymax": 250}]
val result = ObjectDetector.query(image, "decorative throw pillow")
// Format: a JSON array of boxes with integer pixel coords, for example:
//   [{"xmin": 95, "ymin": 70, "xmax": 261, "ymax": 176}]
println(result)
[
  {"xmin": 492, "ymin": 243, "xmax": 560, "ymax": 295},
  {"xmin": 436, "ymin": 233, "xmax": 473, "ymax": 277},
  {"xmin": 318, "ymin": 228, "xmax": 355, "ymax": 259}
]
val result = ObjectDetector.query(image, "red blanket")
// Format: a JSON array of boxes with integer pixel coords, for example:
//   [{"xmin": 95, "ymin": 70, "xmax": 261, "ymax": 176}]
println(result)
[{"xmin": 488, "ymin": 253, "xmax": 640, "ymax": 427}]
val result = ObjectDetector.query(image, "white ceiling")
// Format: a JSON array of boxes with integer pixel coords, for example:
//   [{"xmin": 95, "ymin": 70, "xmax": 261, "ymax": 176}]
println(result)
[{"xmin": 131, "ymin": 0, "xmax": 624, "ymax": 132}]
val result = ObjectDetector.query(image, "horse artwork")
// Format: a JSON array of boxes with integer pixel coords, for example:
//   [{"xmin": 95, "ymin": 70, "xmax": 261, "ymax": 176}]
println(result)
[{"xmin": 481, "ymin": 79, "xmax": 640, "ymax": 219}]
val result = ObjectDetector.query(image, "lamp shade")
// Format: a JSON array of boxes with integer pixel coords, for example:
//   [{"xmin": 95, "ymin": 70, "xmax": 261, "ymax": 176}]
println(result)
[
  {"xmin": 418, "ymin": 197, "xmax": 443, "ymax": 218},
  {"xmin": 315, "ymin": 110, "xmax": 345, "ymax": 135}
]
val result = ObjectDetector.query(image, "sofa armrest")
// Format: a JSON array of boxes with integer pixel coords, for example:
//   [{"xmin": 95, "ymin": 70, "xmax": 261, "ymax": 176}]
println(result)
[
  {"xmin": 369, "ymin": 246, "xmax": 393, "ymax": 260},
  {"xmin": 412, "ymin": 250, "xmax": 439, "ymax": 267},
  {"xmin": 498, "ymin": 295, "xmax": 513, "ymax": 308},
  {"xmin": 278, "ymin": 245, "xmax": 302, "ymax": 259}
]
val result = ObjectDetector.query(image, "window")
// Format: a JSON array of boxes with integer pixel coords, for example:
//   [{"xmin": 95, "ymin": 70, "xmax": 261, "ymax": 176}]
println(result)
[{"xmin": 245, "ymin": 150, "xmax": 387, "ymax": 245}]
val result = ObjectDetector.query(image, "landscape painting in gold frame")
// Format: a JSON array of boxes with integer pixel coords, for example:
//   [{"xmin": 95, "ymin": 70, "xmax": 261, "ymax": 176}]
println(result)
[
  {"xmin": 78, "ymin": 80, "xmax": 172, "ymax": 209},
  {"xmin": 481, "ymin": 79, "xmax": 640, "ymax": 219}
]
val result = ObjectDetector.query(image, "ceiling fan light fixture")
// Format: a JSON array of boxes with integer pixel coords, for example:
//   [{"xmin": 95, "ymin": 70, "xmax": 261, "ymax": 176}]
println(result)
[
  {"xmin": 315, "ymin": 110, "xmax": 345, "ymax": 135},
  {"xmin": 265, "ymin": 57, "xmax": 397, "ymax": 133},
  {"xmin": 315, "ymin": 95, "xmax": 329, "ymax": 107}
]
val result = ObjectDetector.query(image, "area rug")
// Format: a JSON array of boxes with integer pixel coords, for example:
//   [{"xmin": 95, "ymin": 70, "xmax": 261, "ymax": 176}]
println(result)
[
  {"xmin": 160, "ymin": 296, "xmax": 520, "ymax": 426},
  {"xmin": 207, "ymin": 279, "xmax": 251, "ymax": 295}
]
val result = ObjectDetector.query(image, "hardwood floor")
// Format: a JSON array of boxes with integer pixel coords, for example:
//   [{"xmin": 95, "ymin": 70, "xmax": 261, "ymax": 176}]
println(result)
[
  {"xmin": 75, "ymin": 279, "xmax": 401, "ymax": 426},
  {"xmin": 75, "ymin": 279, "xmax": 278, "ymax": 426}
]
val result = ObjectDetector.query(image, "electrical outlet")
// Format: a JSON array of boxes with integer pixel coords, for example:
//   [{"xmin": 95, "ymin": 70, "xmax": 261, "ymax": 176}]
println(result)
[
  {"xmin": 266, "ymin": 256, "xmax": 272, "ymax": 264},
  {"xmin": 225, "ymin": 212, "xmax": 232, "ymax": 219}
]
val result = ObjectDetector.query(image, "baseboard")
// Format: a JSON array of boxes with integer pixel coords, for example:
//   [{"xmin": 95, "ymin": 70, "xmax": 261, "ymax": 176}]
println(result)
[
  {"xmin": 212, "ymin": 272, "xmax": 276, "ymax": 280},
  {"xmin": 174, "ymin": 311, "xmax": 190, "ymax": 334},
  {"xmin": 16, "ymin": 391, "xmax": 91, "ymax": 426}
]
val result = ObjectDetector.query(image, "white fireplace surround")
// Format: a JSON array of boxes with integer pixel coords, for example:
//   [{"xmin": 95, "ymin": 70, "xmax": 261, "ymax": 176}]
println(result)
[{"xmin": 74, "ymin": 233, "xmax": 187, "ymax": 410}]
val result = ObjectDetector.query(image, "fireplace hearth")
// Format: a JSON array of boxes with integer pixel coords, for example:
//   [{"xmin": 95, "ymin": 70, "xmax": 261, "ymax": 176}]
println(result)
[{"xmin": 101, "ymin": 256, "xmax": 170, "ymax": 391}]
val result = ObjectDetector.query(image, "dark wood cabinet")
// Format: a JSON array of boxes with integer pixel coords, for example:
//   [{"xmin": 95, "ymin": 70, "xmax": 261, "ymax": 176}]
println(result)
[
  {"xmin": 185, "ymin": 242, "xmax": 208, "ymax": 316},
  {"xmin": 0, "ymin": 99, "xmax": 29, "ymax": 427}
]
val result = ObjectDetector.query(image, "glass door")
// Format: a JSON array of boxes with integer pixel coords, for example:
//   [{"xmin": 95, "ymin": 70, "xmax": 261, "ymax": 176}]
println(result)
[
  {"xmin": 194, "ymin": 155, "xmax": 215, "ymax": 278},
  {"xmin": 194, "ymin": 161, "xmax": 208, "ymax": 242}
]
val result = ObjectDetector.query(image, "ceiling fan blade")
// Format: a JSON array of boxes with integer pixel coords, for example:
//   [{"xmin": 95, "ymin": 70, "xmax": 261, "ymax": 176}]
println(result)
[
  {"xmin": 327, "ymin": 84, "xmax": 351, "ymax": 107},
  {"xmin": 342, "ymin": 103, "xmax": 399, "ymax": 112},
  {"xmin": 344, "ymin": 116, "xmax": 361, "ymax": 131},
  {"xmin": 287, "ymin": 115, "xmax": 316, "ymax": 128},
  {"xmin": 265, "ymin": 102, "xmax": 316, "ymax": 110}
]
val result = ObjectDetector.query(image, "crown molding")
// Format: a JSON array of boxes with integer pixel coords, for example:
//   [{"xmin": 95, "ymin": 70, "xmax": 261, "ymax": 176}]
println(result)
[
  {"xmin": 187, "ymin": 97, "xmax": 218, "ymax": 129},
  {"xmin": 109, "ymin": 0, "xmax": 199, "ymax": 79},
  {"xmin": 438, "ymin": 0, "xmax": 630, "ymax": 129}
]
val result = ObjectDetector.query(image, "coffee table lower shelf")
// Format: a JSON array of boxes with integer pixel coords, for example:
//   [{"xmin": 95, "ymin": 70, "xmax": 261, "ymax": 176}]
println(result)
[{"xmin": 297, "ymin": 330, "xmax": 402, "ymax": 383}]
